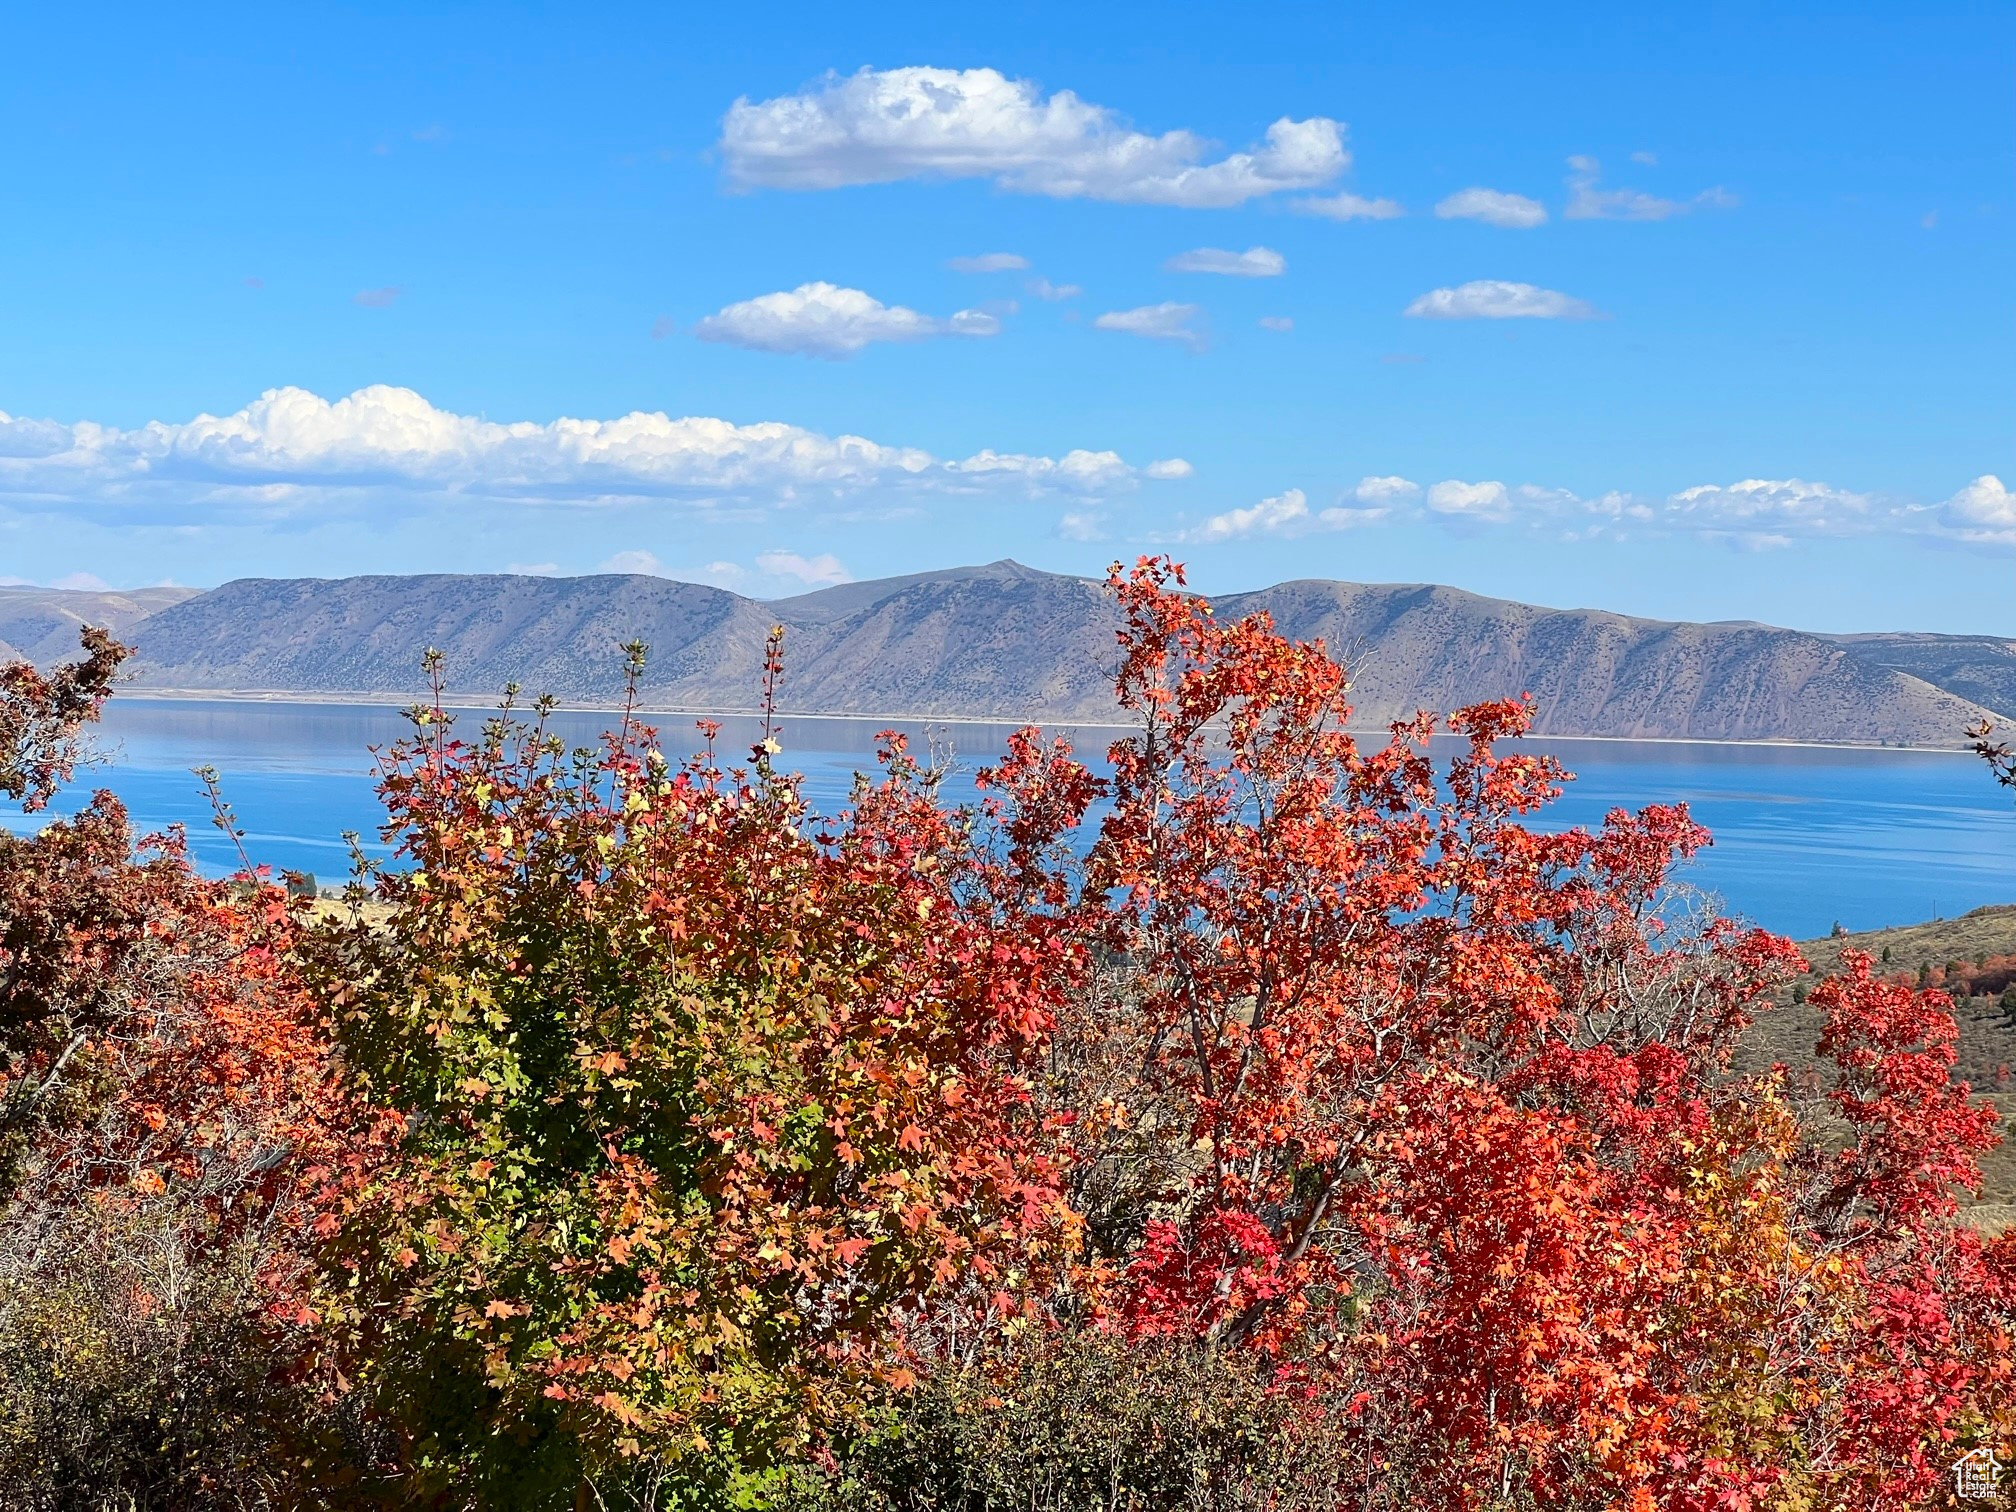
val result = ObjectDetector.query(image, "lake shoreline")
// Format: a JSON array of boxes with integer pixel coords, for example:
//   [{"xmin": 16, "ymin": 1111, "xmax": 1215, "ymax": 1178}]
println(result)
[{"xmin": 116, "ymin": 689, "xmax": 1986, "ymax": 757}]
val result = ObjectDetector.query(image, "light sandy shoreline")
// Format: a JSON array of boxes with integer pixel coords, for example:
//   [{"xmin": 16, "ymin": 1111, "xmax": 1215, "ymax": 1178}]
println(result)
[{"xmin": 115, "ymin": 687, "xmax": 1984, "ymax": 756}]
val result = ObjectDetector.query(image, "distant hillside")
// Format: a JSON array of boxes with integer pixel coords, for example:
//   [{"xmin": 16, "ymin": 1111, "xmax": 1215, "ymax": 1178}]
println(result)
[
  {"xmin": 111, "ymin": 562, "xmax": 2009, "ymax": 747},
  {"xmin": 1819, "ymin": 632, "xmax": 2016, "ymax": 723},
  {"xmin": 0, "ymin": 584, "xmax": 199, "ymax": 666}
]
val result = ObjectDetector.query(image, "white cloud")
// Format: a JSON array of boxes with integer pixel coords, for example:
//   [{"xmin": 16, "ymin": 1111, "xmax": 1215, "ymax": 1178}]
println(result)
[
  {"xmin": 1941, "ymin": 474, "xmax": 2016, "ymax": 544},
  {"xmin": 1180, "ymin": 488, "xmax": 1308, "ymax": 542},
  {"xmin": 1434, "ymin": 187, "xmax": 1547, "ymax": 229},
  {"xmin": 1425, "ymin": 480, "xmax": 1516, "ymax": 523},
  {"xmin": 1404, "ymin": 280, "xmax": 1600, "ymax": 320},
  {"xmin": 1094, "ymin": 302, "xmax": 1203, "ymax": 348},
  {"xmin": 948, "ymin": 252, "xmax": 1029, "ymax": 272},
  {"xmin": 49, "ymin": 571, "xmax": 111, "ymax": 591},
  {"xmin": 1665, "ymin": 478, "xmax": 1874, "ymax": 536},
  {"xmin": 1258, "ymin": 316, "xmax": 1294, "ymax": 332},
  {"xmin": 756, "ymin": 549, "xmax": 851, "ymax": 586},
  {"xmin": 693, "ymin": 282, "xmax": 1000, "ymax": 358},
  {"xmin": 1351, "ymin": 475, "xmax": 1421, "ymax": 505},
  {"xmin": 0, "ymin": 385, "xmax": 1183, "ymax": 516},
  {"xmin": 719, "ymin": 66, "xmax": 1347, "ymax": 208},
  {"xmin": 601, "ymin": 549, "xmax": 668, "ymax": 575},
  {"xmin": 1294, "ymin": 192, "xmax": 1404, "ymax": 221},
  {"xmin": 1057, "ymin": 510, "xmax": 1106, "ymax": 541},
  {"xmin": 1027, "ymin": 276, "xmax": 1082, "ymax": 300},
  {"xmin": 505, "ymin": 561, "xmax": 561, "ymax": 576},
  {"xmin": 1165, "ymin": 245, "xmax": 1286, "ymax": 277},
  {"xmin": 1143, "ymin": 457, "xmax": 1194, "ymax": 480},
  {"xmin": 1564, "ymin": 155, "xmax": 1733, "ymax": 221}
]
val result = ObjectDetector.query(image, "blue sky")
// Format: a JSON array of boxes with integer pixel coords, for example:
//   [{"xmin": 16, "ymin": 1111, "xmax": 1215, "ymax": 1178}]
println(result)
[{"xmin": 1, "ymin": 1, "xmax": 2010, "ymax": 632}]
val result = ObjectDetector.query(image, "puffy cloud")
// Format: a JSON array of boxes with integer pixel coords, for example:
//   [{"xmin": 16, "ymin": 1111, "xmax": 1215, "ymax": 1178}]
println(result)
[
  {"xmin": 1180, "ymin": 488, "xmax": 1309, "ymax": 542},
  {"xmin": 1425, "ymin": 479, "xmax": 1516, "ymax": 523},
  {"xmin": 1350, "ymin": 475, "xmax": 1421, "ymax": 505},
  {"xmin": 1143, "ymin": 457, "xmax": 1195, "ymax": 480},
  {"xmin": 1056, "ymin": 510, "xmax": 1106, "ymax": 541},
  {"xmin": 1665, "ymin": 478, "xmax": 1874, "ymax": 536},
  {"xmin": 1404, "ymin": 280, "xmax": 1600, "ymax": 320},
  {"xmin": 693, "ymin": 282, "xmax": 1000, "ymax": 358},
  {"xmin": 601, "ymin": 549, "xmax": 668, "ymax": 575},
  {"xmin": 0, "ymin": 385, "xmax": 1184, "ymax": 516},
  {"xmin": 1094, "ymin": 302, "xmax": 1203, "ymax": 348},
  {"xmin": 1294, "ymin": 192, "xmax": 1405, "ymax": 221},
  {"xmin": 1434, "ymin": 187, "xmax": 1547, "ymax": 228},
  {"xmin": 50, "ymin": 571, "xmax": 111, "ymax": 591},
  {"xmin": 1027, "ymin": 276, "xmax": 1082, "ymax": 300},
  {"xmin": 1564, "ymin": 155, "xmax": 1733, "ymax": 221},
  {"xmin": 948, "ymin": 252, "xmax": 1029, "ymax": 272},
  {"xmin": 719, "ymin": 66, "xmax": 1347, "ymax": 207},
  {"xmin": 756, "ymin": 549, "xmax": 851, "ymax": 586},
  {"xmin": 1165, "ymin": 245, "xmax": 1285, "ymax": 277},
  {"xmin": 1940, "ymin": 474, "xmax": 2016, "ymax": 544}
]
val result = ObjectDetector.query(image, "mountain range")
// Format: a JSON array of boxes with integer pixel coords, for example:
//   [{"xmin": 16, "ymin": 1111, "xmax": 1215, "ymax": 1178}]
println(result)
[{"xmin": 15, "ymin": 563, "xmax": 2014, "ymax": 747}]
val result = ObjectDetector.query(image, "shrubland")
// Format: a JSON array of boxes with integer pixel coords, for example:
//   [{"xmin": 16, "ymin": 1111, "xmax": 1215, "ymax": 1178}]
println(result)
[{"xmin": 1, "ymin": 560, "xmax": 2012, "ymax": 1511}]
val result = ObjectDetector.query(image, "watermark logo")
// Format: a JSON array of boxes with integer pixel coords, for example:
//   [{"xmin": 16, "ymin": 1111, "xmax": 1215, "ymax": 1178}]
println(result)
[{"xmin": 1956, "ymin": 1447, "xmax": 2003, "ymax": 1501}]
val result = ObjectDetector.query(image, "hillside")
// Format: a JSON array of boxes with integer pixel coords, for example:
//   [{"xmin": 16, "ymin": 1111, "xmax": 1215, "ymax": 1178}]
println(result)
[
  {"xmin": 1819, "ymin": 631, "xmax": 2016, "ymax": 723},
  {"xmin": 1738, "ymin": 905, "xmax": 2016, "ymax": 1229},
  {"xmin": 111, "ymin": 562, "xmax": 2010, "ymax": 746},
  {"xmin": 0, "ymin": 584, "xmax": 198, "ymax": 666}
]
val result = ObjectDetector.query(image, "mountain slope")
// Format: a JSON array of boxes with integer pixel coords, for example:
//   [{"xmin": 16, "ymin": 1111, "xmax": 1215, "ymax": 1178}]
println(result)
[
  {"xmin": 0, "ymin": 585, "xmax": 199, "ymax": 666},
  {"xmin": 1821, "ymin": 632, "xmax": 2016, "ymax": 721},
  {"xmin": 119, "ymin": 563, "xmax": 2009, "ymax": 746}
]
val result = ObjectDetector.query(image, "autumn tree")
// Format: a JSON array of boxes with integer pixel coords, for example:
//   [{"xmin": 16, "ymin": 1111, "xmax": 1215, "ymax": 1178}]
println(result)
[
  {"xmin": 304, "ymin": 644, "xmax": 1087, "ymax": 1507},
  {"xmin": 0, "ymin": 632, "xmax": 381, "ymax": 1508}
]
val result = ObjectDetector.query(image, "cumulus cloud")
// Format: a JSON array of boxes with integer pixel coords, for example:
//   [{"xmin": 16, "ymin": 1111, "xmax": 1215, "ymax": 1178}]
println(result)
[
  {"xmin": 1434, "ymin": 187, "xmax": 1547, "ymax": 229},
  {"xmin": 948, "ymin": 252, "xmax": 1029, "ymax": 272},
  {"xmin": 1941, "ymin": 474, "xmax": 2016, "ymax": 545},
  {"xmin": 1180, "ymin": 488, "xmax": 1309, "ymax": 542},
  {"xmin": 1564, "ymin": 156, "xmax": 1733, "ymax": 221},
  {"xmin": 756, "ymin": 549, "xmax": 851, "ymax": 586},
  {"xmin": 1027, "ymin": 277, "xmax": 1081, "ymax": 301},
  {"xmin": 1094, "ymin": 302, "xmax": 1204, "ymax": 348},
  {"xmin": 693, "ymin": 282, "xmax": 1001, "ymax": 358},
  {"xmin": 1165, "ymin": 245, "xmax": 1285, "ymax": 277},
  {"xmin": 1294, "ymin": 192, "xmax": 1404, "ymax": 221},
  {"xmin": 601, "ymin": 549, "xmax": 668, "ymax": 575},
  {"xmin": 1143, "ymin": 457, "xmax": 1195, "ymax": 480},
  {"xmin": 1665, "ymin": 478, "xmax": 1874, "ymax": 537},
  {"xmin": 1425, "ymin": 479, "xmax": 1517, "ymax": 523},
  {"xmin": 1351, "ymin": 475, "xmax": 1422, "ymax": 505},
  {"xmin": 719, "ymin": 66, "xmax": 1347, "ymax": 208},
  {"xmin": 0, "ymin": 385, "xmax": 1186, "ymax": 516},
  {"xmin": 1404, "ymin": 280, "xmax": 1600, "ymax": 320}
]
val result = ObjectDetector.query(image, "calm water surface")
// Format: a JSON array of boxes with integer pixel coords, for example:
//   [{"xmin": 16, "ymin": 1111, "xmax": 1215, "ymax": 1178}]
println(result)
[{"xmin": 8, "ymin": 698, "xmax": 2014, "ymax": 941}]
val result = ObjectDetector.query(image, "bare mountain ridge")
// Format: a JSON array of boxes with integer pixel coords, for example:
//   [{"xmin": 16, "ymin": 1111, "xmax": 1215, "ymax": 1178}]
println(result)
[{"xmin": 46, "ymin": 562, "xmax": 2012, "ymax": 746}]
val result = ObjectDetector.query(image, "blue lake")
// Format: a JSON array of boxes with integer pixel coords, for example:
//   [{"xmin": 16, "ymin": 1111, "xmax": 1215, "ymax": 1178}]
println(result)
[{"xmin": 7, "ymin": 697, "xmax": 2015, "ymax": 941}]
